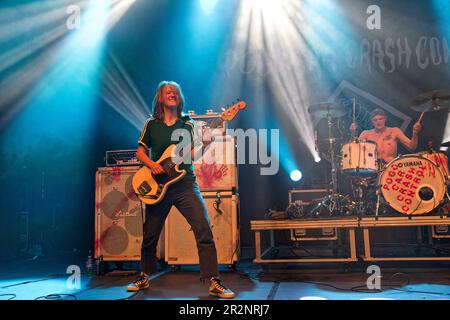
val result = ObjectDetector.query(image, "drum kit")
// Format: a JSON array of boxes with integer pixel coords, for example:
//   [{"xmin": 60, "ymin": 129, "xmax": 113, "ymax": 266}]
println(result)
[{"xmin": 308, "ymin": 90, "xmax": 450, "ymax": 217}]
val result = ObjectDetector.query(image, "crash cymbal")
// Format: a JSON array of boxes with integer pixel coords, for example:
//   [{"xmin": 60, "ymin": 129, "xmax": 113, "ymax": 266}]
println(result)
[
  {"xmin": 410, "ymin": 89, "xmax": 450, "ymax": 112},
  {"xmin": 308, "ymin": 102, "xmax": 346, "ymax": 118}
]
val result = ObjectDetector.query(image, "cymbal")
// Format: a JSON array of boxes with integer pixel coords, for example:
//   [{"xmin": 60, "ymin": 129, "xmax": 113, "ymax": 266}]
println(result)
[
  {"xmin": 410, "ymin": 89, "xmax": 450, "ymax": 112},
  {"xmin": 308, "ymin": 103, "xmax": 346, "ymax": 118}
]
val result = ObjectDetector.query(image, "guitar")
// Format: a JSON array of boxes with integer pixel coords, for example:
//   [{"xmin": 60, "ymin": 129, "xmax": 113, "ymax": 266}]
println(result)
[{"xmin": 132, "ymin": 100, "xmax": 247, "ymax": 205}]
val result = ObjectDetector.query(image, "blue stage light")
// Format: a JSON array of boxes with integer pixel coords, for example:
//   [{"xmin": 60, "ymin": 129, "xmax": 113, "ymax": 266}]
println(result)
[
  {"xmin": 199, "ymin": 0, "xmax": 218, "ymax": 14},
  {"xmin": 290, "ymin": 169, "xmax": 303, "ymax": 182}
]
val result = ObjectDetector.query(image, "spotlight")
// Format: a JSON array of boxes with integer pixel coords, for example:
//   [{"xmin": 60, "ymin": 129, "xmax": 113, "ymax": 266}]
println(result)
[
  {"xmin": 199, "ymin": 0, "xmax": 218, "ymax": 14},
  {"xmin": 314, "ymin": 155, "xmax": 321, "ymax": 163},
  {"xmin": 290, "ymin": 169, "xmax": 303, "ymax": 182}
]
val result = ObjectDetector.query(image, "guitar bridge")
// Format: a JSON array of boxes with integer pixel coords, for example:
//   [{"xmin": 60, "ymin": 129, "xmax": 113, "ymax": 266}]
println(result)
[{"xmin": 137, "ymin": 181, "xmax": 151, "ymax": 195}]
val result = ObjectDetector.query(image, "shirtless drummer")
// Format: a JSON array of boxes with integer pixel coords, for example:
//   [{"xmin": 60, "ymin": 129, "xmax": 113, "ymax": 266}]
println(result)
[{"xmin": 350, "ymin": 108, "xmax": 422, "ymax": 165}]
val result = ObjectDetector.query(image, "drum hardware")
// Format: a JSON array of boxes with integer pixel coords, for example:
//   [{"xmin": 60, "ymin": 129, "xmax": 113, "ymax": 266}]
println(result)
[
  {"xmin": 307, "ymin": 102, "xmax": 346, "ymax": 119},
  {"xmin": 343, "ymin": 98, "xmax": 381, "ymax": 216},
  {"xmin": 308, "ymin": 102, "xmax": 353, "ymax": 216},
  {"xmin": 308, "ymin": 96, "xmax": 450, "ymax": 217},
  {"xmin": 410, "ymin": 89, "xmax": 450, "ymax": 113},
  {"xmin": 351, "ymin": 97, "xmax": 356, "ymax": 140},
  {"xmin": 349, "ymin": 176, "xmax": 378, "ymax": 216},
  {"xmin": 441, "ymin": 141, "xmax": 450, "ymax": 148},
  {"xmin": 308, "ymin": 90, "xmax": 450, "ymax": 217},
  {"xmin": 309, "ymin": 194, "xmax": 355, "ymax": 217},
  {"xmin": 375, "ymin": 183, "xmax": 381, "ymax": 217},
  {"xmin": 286, "ymin": 202, "xmax": 307, "ymax": 219},
  {"xmin": 327, "ymin": 112, "xmax": 339, "ymax": 195}
]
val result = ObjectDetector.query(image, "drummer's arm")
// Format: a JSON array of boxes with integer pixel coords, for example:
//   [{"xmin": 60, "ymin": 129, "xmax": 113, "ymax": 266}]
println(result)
[
  {"xmin": 396, "ymin": 127, "xmax": 419, "ymax": 151},
  {"xmin": 359, "ymin": 130, "xmax": 368, "ymax": 140}
]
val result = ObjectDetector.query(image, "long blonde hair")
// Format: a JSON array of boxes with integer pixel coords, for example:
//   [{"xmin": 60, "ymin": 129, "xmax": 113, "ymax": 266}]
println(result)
[{"xmin": 151, "ymin": 81, "xmax": 185, "ymax": 121}]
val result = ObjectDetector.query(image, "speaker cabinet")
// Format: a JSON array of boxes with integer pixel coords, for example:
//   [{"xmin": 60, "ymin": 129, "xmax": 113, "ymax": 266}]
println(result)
[
  {"xmin": 194, "ymin": 136, "xmax": 238, "ymax": 190},
  {"xmin": 165, "ymin": 191, "xmax": 239, "ymax": 266},
  {"xmin": 94, "ymin": 166, "xmax": 164, "ymax": 261}
]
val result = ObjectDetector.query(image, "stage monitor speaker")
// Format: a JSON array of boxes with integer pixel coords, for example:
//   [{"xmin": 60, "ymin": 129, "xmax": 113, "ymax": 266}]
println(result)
[
  {"xmin": 94, "ymin": 166, "xmax": 164, "ymax": 261},
  {"xmin": 165, "ymin": 191, "xmax": 239, "ymax": 266}
]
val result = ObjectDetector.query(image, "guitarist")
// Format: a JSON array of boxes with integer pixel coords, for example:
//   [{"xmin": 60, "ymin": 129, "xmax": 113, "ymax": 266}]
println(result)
[{"xmin": 127, "ymin": 81, "xmax": 235, "ymax": 299}]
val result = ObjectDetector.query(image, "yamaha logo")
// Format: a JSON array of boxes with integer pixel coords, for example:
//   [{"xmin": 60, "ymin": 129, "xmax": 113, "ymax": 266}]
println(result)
[{"xmin": 397, "ymin": 161, "xmax": 423, "ymax": 168}]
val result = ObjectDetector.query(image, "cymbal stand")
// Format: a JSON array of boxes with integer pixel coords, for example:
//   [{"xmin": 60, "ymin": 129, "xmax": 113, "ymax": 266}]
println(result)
[
  {"xmin": 310, "ymin": 112, "xmax": 349, "ymax": 216},
  {"xmin": 351, "ymin": 177, "xmax": 367, "ymax": 216},
  {"xmin": 350, "ymin": 175, "xmax": 380, "ymax": 216},
  {"xmin": 328, "ymin": 112, "xmax": 339, "ymax": 195}
]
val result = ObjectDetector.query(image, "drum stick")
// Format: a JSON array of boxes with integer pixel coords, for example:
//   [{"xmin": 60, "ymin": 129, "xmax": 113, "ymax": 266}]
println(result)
[
  {"xmin": 353, "ymin": 97, "xmax": 356, "ymax": 123},
  {"xmin": 418, "ymin": 112, "xmax": 425, "ymax": 123}
]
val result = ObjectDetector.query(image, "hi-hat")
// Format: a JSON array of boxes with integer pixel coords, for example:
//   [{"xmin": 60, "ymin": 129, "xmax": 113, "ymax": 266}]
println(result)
[
  {"xmin": 410, "ymin": 89, "xmax": 450, "ymax": 112},
  {"xmin": 308, "ymin": 103, "xmax": 346, "ymax": 119}
]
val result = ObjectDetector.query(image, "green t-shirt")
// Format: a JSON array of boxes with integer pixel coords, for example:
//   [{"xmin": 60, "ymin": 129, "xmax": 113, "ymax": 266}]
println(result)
[{"xmin": 138, "ymin": 115, "xmax": 197, "ymax": 182}]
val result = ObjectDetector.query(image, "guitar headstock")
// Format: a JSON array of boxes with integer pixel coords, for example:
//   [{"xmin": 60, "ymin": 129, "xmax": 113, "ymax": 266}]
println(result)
[{"xmin": 220, "ymin": 100, "xmax": 247, "ymax": 122}]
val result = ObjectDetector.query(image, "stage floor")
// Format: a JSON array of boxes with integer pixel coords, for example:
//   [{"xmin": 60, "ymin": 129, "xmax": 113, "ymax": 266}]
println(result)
[{"xmin": 1, "ymin": 252, "xmax": 450, "ymax": 300}]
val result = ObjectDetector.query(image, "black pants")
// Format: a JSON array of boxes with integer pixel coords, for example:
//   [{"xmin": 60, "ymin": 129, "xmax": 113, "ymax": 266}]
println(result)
[{"xmin": 140, "ymin": 179, "xmax": 219, "ymax": 280}]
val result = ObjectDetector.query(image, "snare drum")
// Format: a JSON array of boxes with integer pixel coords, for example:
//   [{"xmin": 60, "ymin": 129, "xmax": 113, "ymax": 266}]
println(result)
[
  {"xmin": 418, "ymin": 151, "xmax": 449, "ymax": 179},
  {"xmin": 379, "ymin": 154, "xmax": 445, "ymax": 215},
  {"xmin": 341, "ymin": 140, "xmax": 378, "ymax": 175}
]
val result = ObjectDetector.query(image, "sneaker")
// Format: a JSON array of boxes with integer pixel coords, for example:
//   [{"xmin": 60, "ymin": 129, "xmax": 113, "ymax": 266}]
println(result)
[
  {"xmin": 209, "ymin": 277, "xmax": 235, "ymax": 299},
  {"xmin": 127, "ymin": 273, "xmax": 149, "ymax": 292}
]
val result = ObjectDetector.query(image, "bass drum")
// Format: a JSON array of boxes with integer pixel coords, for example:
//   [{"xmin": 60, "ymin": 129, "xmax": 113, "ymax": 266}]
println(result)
[{"xmin": 379, "ymin": 154, "xmax": 445, "ymax": 215}]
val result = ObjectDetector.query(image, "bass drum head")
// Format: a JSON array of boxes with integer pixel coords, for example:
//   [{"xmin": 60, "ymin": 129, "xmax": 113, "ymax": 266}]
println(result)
[{"xmin": 379, "ymin": 154, "xmax": 445, "ymax": 215}]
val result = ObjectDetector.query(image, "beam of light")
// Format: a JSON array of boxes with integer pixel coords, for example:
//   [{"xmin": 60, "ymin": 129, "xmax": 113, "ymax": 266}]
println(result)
[
  {"xmin": 236, "ymin": 0, "xmax": 317, "ymax": 169},
  {"xmin": 106, "ymin": 0, "xmax": 136, "ymax": 32},
  {"xmin": 0, "ymin": 0, "xmax": 119, "ymax": 180},
  {"xmin": 215, "ymin": 0, "xmax": 356, "ymax": 173},
  {"xmin": 0, "ymin": 0, "xmax": 88, "ymax": 127},
  {"xmin": 199, "ymin": 0, "xmax": 218, "ymax": 14},
  {"xmin": 12, "ymin": 0, "xmax": 111, "ymax": 120},
  {"xmin": 0, "ymin": 0, "xmax": 87, "ymax": 44},
  {"xmin": 0, "ymin": 43, "xmax": 62, "ymax": 127},
  {"xmin": 0, "ymin": 0, "xmax": 136, "ymax": 129},
  {"xmin": 98, "ymin": 51, "xmax": 151, "ymax": 131}
]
